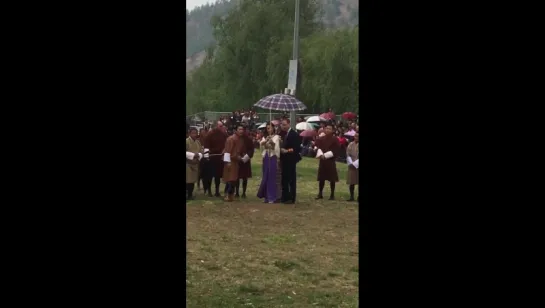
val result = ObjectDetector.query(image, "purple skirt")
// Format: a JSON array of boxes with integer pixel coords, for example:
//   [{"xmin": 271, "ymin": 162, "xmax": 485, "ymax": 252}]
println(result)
[{"xmin": 257, "ymin": 153, "xmax": 281, "ymax": 202}]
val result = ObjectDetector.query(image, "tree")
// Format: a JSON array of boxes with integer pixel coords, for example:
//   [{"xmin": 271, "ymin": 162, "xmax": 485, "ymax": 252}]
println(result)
[
  {"xmin": 186, "ymin": 0, "xmax": 359, "ymax": 115},
  {"xmin": 192, "ymin": 0, "xmax": 322, "ymax": 111}
]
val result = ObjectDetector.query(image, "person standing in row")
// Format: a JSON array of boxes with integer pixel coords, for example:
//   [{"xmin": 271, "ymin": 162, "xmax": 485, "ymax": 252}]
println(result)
[
  {"xmin": 236, "ymin": 125, "xmax": 254, "ymax": 198},
  {"xmin": 257, "ymin": 122, "xmax": 282, "ymax": 203},
  {"xmin": 222, "ymin": 125, "xmax": 245, "ymax": 202},
  {"xmin": 197, "ymin": 128, "xmax": 207, "ymax": 193},
  {"xmin": 280, "ymin": 119, "xmax": 301, "ymax": 204},
  {"xmin": 346, "ymin": 132, "xmax": 359, "ymax": 202},
  {"xmin": 186, "ymin": 128, "xmax": 203, "ymax": 200},
  {"xmin": 315, "ymin": 124, "xmax": 340, "ymax": 200},
  {"xmin": 203, "ymin": 121, "xmax": 228, "ymax": 197}
]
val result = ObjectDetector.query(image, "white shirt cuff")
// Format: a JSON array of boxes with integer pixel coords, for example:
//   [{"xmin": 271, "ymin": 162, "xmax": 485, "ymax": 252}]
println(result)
[
  {"xmin": 223, "ymin": 153, "xmax": 231, "ymax": 162},
  {"xmin": 324, "ymin": 151, "xmax": 334, "ymax": 159},
  {"xmin": 353, "ymin": 159, "xmax": 359, "ymax": 169},
  {"xmin": 316, "ymin": 149, "xmax": 324, "ymax": 158},
  {"xmin": 197, "ymin": 153, "xmax": 203, "ymax": 160},
  {"xmin": 347, "ymin": 157, "xmax": 353, "ymax": 164},
  {"xmin": 186, "ymin": 152, "xmax": 195, "ymax": 160}
]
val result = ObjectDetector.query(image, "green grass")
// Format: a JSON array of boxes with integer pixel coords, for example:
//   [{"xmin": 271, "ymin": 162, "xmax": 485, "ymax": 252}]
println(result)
[{"xmin": 186, "ymin": 150, "xmax": 359, "ymax": 307}]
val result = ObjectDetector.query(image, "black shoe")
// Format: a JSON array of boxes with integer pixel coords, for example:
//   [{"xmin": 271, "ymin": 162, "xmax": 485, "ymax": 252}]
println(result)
[
  {"xmin": 283, "ymin": 200, "xmax": 294, "ymax": 204},
  {"xmin": 235, "ymin": 194, "xmax": 240, "ymax": 199},
  {"xmin": 315, "ymin": 195, "xmax": 323, "ymax": 200},
  {"xmin": 329, "ymin": 196, "xmax": 335, "ymax": 200},
  {"xmin": 214, "ymin": 192, "xmax": 221, "ymax": 197},
  {"xmin": 241, "ymin": 194, "xmax": 246, "ymax": 199},
  {"xmin": 348, "ymin": 197, "xmax": 355, "ymax": 201},
  {"xmin": 207, "ymin": 192, "xmax": 213, "ymax": 197}
]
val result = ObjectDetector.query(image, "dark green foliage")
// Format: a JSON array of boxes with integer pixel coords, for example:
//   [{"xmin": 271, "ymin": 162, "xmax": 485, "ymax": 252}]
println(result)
[
  {"xmin": 186, "ymin": 0, "xmax": 358, "ymax": 115},
  {"xmin": 187, "ymin": 0, "xmax": 358, "ymax": 56}
]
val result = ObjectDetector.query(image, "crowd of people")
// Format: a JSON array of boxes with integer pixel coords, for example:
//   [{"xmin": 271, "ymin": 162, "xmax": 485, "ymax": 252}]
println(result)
[
  {"xmin": 186, "ymin": 108, "xmax": 360, "ymax": 203},
  {"xmin": 300, "ymin": 121, "xmax": 359, "ymax": 161},
  {"xmin": 189, "ymin": 108, "xmax": 359, "ymax": 161}
]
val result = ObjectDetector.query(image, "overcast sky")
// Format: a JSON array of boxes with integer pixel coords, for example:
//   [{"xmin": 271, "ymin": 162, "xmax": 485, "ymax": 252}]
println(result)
[{"xmin": 187, "ymin": 0, "xmax": 213, "ymax": 11}]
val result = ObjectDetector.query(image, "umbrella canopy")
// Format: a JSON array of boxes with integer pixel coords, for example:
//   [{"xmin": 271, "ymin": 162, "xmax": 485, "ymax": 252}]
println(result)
[
  {"xmin": 344, "ymin": 130, "xmax": 356, "ymax": 137},
  {"xmin": 254, "ymin": 94, "xmax": 307, "ymax": 111},
  {"xmin": 296, "ymin": 122, "xmax": 314, "ymax": 131},
  {"xmin": 306, "ymin": 116, "xmax": 327, "ymax": 123},
  {"xmin": 258, "ymin": 123, "xmax": 267, "ymax": 129},
  {"xmin": 300, "ymin": 130, "xmax": 317, "ymax": 138},
  {"xmin": 342, "ymin": 112, "xmax": 357, "ymax": 120},
  {"xmin": 320, "ymin": 112, "xmax": 335, "ymax": 120}
]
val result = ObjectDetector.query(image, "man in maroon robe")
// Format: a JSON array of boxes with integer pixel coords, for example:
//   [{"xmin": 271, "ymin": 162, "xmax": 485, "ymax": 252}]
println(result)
[
  {"xmin": 314, "ymin": 124, "xmax": 341, "ymax": 200},
  {"xmin": 222, "ymin": 125, "xmax": 245, "ymax": 202},
  {"xmin": 235, "ymin": 125, "xmax": 255, "ymax": 198},
  {"xmin": 197, "ymin": 128, "xmax": 207, "ymax": 192},
  {"xmin": 202, "ymin": 121, "xmax": 228, "ymax": 197}
]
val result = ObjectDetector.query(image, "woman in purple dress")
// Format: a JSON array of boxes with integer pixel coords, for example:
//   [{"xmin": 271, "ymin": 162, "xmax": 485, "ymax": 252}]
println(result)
[{"xmin": 257, "ymin": 122, "xmax": 282, "ymax": 203}]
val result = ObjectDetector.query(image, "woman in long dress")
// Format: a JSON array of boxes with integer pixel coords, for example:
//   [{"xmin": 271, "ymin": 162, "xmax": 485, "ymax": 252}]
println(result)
[
  {"xmin": 257, "ymin": 122, "xmax": 282, "ymax": 203},
  {"xmin": 346, "ymin": 132, "xmax": 359, "ymax": 201}
]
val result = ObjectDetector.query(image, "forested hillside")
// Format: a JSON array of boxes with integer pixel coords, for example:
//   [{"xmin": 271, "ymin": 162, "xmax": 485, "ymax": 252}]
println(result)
[
  {"xmin": 186, "ymin": 0, "xmax": 359, "ymax": 115},
  {"xmin": 186, "ymin": 0, "xmax": 359, "ymax": 58},
  {"xmin": 186, "ymin": 0, "xmax": 237, "ymax": 58}
]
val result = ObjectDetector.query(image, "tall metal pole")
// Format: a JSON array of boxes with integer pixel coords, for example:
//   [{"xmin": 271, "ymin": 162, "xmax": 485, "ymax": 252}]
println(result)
[
  {"xmin": 292, "ymin": 0, "xmax": 300, "ymax": 61},
  {"xmin": 289, "ymin": 0, "xmax": 300, "ymax": 129}
]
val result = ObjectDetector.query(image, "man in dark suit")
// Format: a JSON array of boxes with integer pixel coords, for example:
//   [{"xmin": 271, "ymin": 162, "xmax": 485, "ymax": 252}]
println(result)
[{"xmin": 280, "ymin": 118, "xmax": 301, "ymax": 204}]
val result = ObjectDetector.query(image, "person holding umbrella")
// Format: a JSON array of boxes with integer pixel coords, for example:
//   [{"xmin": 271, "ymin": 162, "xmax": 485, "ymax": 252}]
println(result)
[
  {"xmin": 314, "ymin": 124, "xmax": 341, "ymax": 200},
  {"xmin": 300, "ymin": 129, "xmax": 317, "ymax": 157},
  {"xmin": 280, "ymin": 118, "xmax": 301, "ymax": 204},
  {"xmin": 253, "ymin": 92, "xmax": 307, "ymax": 204},
  {"xmin": 342, "ymin": 112, "xmax": 357, "ymax": 121}
]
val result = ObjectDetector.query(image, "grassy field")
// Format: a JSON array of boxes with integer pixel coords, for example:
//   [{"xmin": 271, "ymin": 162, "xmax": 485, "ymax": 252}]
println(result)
[{"xmin": 186, "ymin": 150, "xmax": 359, "ymax": 307}]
